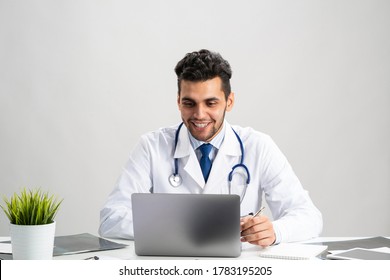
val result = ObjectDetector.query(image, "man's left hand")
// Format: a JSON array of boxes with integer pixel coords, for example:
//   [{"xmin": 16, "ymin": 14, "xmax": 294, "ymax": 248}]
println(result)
[{"xmin": 240, "ymin": 215, "xmax": 276, "ymax": 247}]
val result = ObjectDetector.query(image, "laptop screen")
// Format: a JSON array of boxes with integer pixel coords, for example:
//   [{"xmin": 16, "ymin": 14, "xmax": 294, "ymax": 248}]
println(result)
[{"xmin": 131, "ymin": 193, "xmax": 241, "ymax": 257}]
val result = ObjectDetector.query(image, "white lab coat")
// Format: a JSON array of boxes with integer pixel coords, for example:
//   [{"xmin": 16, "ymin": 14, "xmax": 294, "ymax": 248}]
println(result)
[{"xmin": 99, "ymin": 122, "xmax": 323, "ymax": 243}]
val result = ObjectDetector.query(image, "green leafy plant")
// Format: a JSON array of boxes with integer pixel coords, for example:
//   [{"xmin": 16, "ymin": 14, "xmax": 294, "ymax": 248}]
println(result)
[{"xmin": 0, "ymin": 188, "xmax": 63, "ymax": 225}]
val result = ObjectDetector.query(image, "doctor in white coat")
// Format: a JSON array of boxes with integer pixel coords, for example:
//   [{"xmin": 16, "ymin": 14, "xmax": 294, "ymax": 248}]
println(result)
[{"xmin": 99, "ymin": 49, "xmax": 323, "ymax": 247}]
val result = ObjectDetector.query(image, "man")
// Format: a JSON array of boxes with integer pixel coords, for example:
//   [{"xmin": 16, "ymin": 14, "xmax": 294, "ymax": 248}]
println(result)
[{"xmin": 99, "ymin": 49, "xmax": 322, "ymax": 247}]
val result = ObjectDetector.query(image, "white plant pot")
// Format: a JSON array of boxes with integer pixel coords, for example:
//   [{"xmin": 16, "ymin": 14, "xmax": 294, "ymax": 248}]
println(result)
[{"xmin": 10, "ymin": 221, "xmax": 56, "ymax": 260}]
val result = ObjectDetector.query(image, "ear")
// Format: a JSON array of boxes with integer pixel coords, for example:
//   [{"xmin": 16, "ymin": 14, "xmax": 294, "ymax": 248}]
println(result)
[
  {"xmin": 226, "ymin": 92, "xmax": 235, "ymax": 112},
  {"xmin": 177, "ymin": 94, "xmax": 181, "ymax": 110}
]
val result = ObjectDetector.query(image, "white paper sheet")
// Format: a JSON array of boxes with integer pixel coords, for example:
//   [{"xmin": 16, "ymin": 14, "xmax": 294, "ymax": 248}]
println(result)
[{"xmin": 0, "ymin": 242, "xmax": 12, "ymax": 254}]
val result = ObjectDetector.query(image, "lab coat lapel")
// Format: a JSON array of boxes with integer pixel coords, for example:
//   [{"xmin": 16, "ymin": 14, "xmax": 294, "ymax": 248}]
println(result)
[
  {"xmin": 174, "ymin": 124, "xmax": 205, "ymax": 188},
  {"xmin": 204, "ymin": 123, "xmax": 242, "ymax": 192},
  {"xmin": 217, "ymin": 123, "xmax": 242, "ymax": 157}
]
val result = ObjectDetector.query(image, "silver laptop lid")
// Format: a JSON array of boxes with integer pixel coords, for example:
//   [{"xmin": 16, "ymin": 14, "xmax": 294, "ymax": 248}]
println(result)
[{"xmin": 131, "ymin": 193, "xmax": 241, "ymax": 257}]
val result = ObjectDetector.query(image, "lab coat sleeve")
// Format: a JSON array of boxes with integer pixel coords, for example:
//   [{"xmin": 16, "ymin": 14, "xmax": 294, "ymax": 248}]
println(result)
[
  {"xmin": 98, "ymin": 135, "xmax": 152, "ymax": 239},
  {"xmin": 260, "ymin": 136, "xmax": 323, "ymax": 243}
]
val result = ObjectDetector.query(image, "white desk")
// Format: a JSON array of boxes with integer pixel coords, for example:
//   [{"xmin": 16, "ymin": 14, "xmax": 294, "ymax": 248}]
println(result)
[
  {"xmin": 0, "ymin": 236, "xmax": 383, "ymax": 260},
  {"xmin": 2, "ymin": 237, "xmax": 389, "ymax": 280},
  {"xmin": 53, "ymin": 239, "xmax": 276, "ymax": 260},
  {"xmin": 55, "ymin": 236, "xmax": 389, "ymax": 260}
]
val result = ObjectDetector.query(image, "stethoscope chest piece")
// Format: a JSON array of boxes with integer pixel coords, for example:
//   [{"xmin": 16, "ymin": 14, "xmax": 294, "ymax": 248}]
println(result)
[{"xmin": 169, "ymin": 174, "xmax": 182, "ymax": 187}]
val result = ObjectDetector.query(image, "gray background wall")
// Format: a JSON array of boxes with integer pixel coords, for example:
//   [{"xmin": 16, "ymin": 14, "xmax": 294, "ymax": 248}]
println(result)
[{"xmin": 0, "ymin": 0, "xmax": 389, "ymax": 237}]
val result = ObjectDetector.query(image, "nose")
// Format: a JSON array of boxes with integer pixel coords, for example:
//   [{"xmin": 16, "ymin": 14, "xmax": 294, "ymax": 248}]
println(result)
[{"xmin": 193, "ymin": 104, "xmax": 207, "ymax": 119}]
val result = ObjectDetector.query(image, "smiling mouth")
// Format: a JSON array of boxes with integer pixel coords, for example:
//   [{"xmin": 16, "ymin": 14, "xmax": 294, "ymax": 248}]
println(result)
[{"xmin": 191, "ymin": 121, "xmax": 211, "ymax": 129}]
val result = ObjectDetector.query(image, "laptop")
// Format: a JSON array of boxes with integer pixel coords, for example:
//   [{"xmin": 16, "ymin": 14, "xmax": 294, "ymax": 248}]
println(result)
[{"xmin": 131, "ymin": 193, "xmax": 241, "ymax": 257}]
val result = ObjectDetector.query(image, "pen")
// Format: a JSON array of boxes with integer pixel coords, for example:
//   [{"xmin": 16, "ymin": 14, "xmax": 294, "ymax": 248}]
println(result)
[
  {"xmin": 84, "ymin": 256, "xmax": 99, "ymax": 260},
  {"xmin": 251, "ymin": 206, "xmax": 265, "ymax": 219}
]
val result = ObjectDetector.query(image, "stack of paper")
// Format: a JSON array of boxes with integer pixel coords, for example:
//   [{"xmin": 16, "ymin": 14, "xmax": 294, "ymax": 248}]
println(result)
[{"xmin": 258, "ymin": 243, "xmax": 328, "ymax": 260}]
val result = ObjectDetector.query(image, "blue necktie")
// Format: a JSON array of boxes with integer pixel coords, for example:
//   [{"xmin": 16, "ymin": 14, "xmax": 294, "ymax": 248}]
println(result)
[{"xmin": 199, "ymin": 143, "xmax": 212, "ymax": 182}]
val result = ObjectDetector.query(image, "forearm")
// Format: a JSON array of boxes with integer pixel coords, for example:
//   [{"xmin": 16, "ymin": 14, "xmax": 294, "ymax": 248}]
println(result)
[
  {"xmin": 272, "ymin": 207, "xmax": 323, "ymax": 243},
  {"xmin": 99, "ymin": 205, "xmax": 134, "ymax": 239}
]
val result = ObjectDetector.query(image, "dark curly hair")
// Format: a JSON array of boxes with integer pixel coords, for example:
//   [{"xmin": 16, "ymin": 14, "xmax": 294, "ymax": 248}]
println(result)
[{"xmin": 174, "ymin": 49, "xmax": 232, "ymax": 100}]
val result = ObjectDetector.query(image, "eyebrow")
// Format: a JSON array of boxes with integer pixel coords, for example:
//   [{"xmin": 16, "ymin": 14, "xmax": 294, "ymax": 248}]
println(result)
[{"xmin": 181, "ymin": 97, "xmax": 220, "ymax": 103}]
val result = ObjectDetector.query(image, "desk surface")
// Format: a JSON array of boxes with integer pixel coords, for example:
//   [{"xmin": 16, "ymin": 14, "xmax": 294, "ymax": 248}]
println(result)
[{"xmin": 0, "ymin": 236, "xmax": 384, "ymax": 260}]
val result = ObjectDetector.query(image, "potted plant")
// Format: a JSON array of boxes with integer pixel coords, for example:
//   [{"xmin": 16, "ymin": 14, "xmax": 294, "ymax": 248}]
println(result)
[{"xmin": 0, "ymin": 188, "xmax": 63, "ymax": 260}]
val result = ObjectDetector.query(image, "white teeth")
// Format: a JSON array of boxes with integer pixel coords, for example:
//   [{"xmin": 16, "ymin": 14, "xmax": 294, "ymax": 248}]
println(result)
[{"xmin": 194, "ymin": 123, "xmax": 208, "ymax": 128}]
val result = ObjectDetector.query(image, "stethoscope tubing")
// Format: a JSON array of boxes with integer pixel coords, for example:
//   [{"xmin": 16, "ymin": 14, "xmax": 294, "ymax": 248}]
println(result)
[{"xmin": 172, "ymin": 122, "xmax": 185, "ymax": 177}]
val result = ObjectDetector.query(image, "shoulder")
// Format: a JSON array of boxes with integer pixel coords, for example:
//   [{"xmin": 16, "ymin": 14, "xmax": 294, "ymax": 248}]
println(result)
[
  {"xmin": 229, "ymin": 123, "xmax": 287, "ymax": 165},
  {"xmin": 229, "ymin": 123, "xmax": 272, "ymax": 144},
  {"xmin": 139, "ymin": 123, "xmax": 180, "ymax": 144},
  {"xmin": 228, "ymin": 123, "xmax": 283, "ymax": 157}
]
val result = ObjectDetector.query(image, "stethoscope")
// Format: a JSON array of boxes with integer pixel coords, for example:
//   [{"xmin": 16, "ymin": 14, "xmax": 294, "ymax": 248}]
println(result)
[{"xmin": 168, "ymin": 122, "xmax": 251, "ymax": 203}]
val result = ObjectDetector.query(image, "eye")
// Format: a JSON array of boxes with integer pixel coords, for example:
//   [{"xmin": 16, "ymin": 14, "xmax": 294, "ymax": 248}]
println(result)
[
  {"xmin": 182, "ymin": 101, "xmax": 194, "ymax": 107},
  {"xmin": 207, "ymin": 101, "xmax": 218, "ymax": 107}
]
